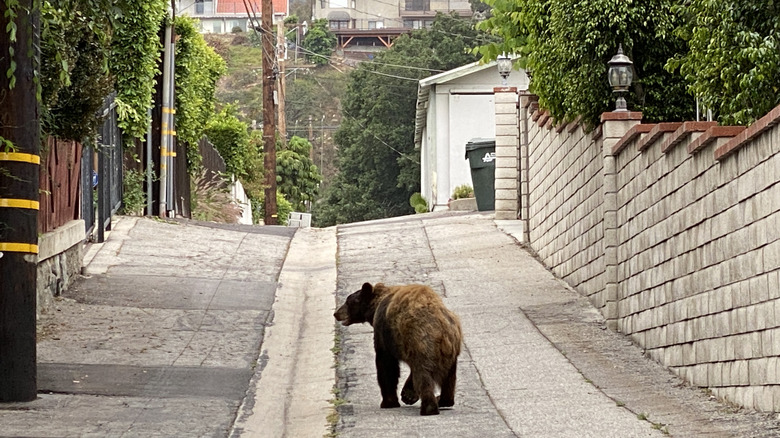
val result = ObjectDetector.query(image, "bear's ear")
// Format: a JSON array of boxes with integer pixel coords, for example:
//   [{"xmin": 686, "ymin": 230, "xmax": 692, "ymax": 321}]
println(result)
[{"xmin": 360, "ymin": 282, "xmax": 373, "ymax": 296}]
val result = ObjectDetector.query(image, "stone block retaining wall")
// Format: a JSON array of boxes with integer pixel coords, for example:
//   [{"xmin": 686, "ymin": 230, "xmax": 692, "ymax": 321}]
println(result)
[{"xmin": 521, "ymin": 98, "xmax": 780, "ymax": 411}]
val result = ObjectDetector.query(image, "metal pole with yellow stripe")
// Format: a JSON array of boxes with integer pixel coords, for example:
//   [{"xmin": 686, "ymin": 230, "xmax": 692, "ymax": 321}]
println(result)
[{"xmin": 0, "ymin": 0, "xmax": 40, "ymax": 402}]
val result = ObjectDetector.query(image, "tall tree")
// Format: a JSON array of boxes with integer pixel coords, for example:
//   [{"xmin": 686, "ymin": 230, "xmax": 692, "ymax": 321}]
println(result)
[
  {"xmin": 667, "ymin": 1, "xmax": 780, "ymax": 125},
  {"xmin": 314, "ymin": 13, "xmax": 483, "ymax": 226},
  {"xmin": 277, "ymin": 136, "xmax": 321, "ymax": 211},
  {"xmin": 475, "ymin": 0, "xmax": 693, "ymax": 127},
  {"xmin": 302, "ymin": 18, "xmax": 336, "ymax": 66}
]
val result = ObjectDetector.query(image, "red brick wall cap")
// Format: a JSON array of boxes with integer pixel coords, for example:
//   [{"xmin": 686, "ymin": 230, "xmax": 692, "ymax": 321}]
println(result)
[
  {"xmin": 688, "ymin": 126, "xmax": 745, "ymax": 155},
  {"xmin": 612, "ymin": 124, "xmax": 654, "ymax": 155},
  {"xmin": 715, "ymin": 104, "xmax": 780, "ymax": 160},
  {"xmin": 600, "ymin": 111, "xmax": 643, "ymax": 122},
  {"xmin": 637, "ymin": 122, "xmax": 682, "ymax": 152},
  {"xmin": 661, "ymin": 121, "xmax": 717, "ymax": 153}
]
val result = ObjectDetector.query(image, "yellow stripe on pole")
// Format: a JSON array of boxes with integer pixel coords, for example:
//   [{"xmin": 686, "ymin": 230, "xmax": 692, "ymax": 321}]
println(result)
[
  {"xmin": 0, "ymin": 152, "xmax": 40, "ymax": 164},
  {"xmin": 163, "ymin": 107, "xmax": 176, "ymax": 114},
  {"xmin": 162, "ymin": 130, "xmax": 177, "ymax": 136},
  {"xmin": 0, "ymin": 199, "xmax": 40, "ymax": 210},
  {"xmin": 0, "ymin": 243, "xmax": 39, "ymax": 254}
]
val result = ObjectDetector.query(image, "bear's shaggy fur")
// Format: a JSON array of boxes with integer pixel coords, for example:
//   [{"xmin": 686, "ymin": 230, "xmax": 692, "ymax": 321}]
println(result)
[{"xmin": 334, "ymin": 282, "xmax": 462, "ymax": 415}]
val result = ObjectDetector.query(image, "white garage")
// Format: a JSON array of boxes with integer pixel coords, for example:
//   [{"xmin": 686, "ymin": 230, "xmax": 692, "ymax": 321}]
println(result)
[{"xmin": 414, "ymin": 61, "xmax": 528, "ymax": 211}]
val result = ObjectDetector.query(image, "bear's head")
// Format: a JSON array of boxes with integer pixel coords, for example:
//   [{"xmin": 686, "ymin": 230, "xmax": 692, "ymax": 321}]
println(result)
[{"xmin": 334, "ymin": 282, "xmax": 380, "ymax": 326}]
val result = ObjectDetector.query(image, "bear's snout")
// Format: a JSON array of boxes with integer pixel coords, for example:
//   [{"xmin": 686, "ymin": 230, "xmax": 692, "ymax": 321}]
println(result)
[{"xmin": 334, "ymin": 305, "xmax": 351, "ymax": 325}]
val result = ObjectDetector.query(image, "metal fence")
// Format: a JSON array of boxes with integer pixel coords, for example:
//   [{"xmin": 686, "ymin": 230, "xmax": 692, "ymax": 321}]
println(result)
[
  {"xmin": 80, "ymin": 140, "xmax": 95, "ymax": 238},
  {"xmin": 198, "ymin": 137, "xmax": 227, "ymax": 188},
  {"xmin": 81, "ymin": 93, "xmax": 123, "ymax": 243}
]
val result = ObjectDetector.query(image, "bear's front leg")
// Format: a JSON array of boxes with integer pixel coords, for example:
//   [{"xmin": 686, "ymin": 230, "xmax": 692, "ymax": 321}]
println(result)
[{"xmin": 375, "ymin": 349, "xmax": 401, "ymax": 408}]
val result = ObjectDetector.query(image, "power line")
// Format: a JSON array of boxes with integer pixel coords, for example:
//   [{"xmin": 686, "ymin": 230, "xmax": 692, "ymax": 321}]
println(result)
[{"xmin": 308, "ymin": 74, "xmax": 420, "ymax": 164}]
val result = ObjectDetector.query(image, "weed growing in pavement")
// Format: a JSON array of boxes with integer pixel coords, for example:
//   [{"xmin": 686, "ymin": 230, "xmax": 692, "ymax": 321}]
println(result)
[
  {"xmin": 651, "ymin": 421, "xmax": 670, "ymax": 435},
  {"xmin": 326, "ymin": 385, "xmax": 347, "ymax": 437},
  {"xmin": 331, "ymin": 330, "xmax": 342, "ymax": 356},
  {"xmin": 327, "ymin": 324, "xmax": 346, "ymax": 437}
]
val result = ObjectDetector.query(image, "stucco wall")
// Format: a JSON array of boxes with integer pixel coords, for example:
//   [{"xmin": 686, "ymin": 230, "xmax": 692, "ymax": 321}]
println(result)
[{"xmin": 521, "ymin": 97, "xmax": 780, "ymax": 412}]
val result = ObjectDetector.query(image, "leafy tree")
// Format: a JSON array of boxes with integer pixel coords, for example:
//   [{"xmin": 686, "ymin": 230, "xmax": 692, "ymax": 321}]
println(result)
[
  {"xmin": 667, "ymin": 1, "xmax": 780, "ymax": 125},
  {"xmin": 469, "ymin": 0, "xmax": 490, "ymax": 16},
  {"xmin": 110, "ymin": 0, "xmax": 168, "ymax": 139},
  {"xmin": 277, "ymin": 136, "xmax": 321, "ymax": 211},
  {"xmin": 314, "ymin": 13, "xmax": 482, "ymax": 226},
  {"xmin": 175, "ymin": 16, "xmax": 227, "ymax": 169},
  {"xmin": 204, "ymin": 105, "xmax": 251, "ymax": 178},
  {"xmin": 302, "ymin": 19, "xmax": 336, "ymax": 65},
  {"xmin": 40, "ymin": 0, "xmax": 115, "ymax": 141},
  {"xmin": 475, "ymin": 0, "xmax": 693, "ymax": 127}
]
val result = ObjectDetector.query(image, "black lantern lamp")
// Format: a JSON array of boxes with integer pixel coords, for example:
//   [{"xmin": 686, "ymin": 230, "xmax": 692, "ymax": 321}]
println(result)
[
  {"xmin": 607, "ymin": 44, "xmax": 633, "ymax": 111},
  {"xmin": 497, "ymin": 54, "xmax": 512, "ymax": 86}
]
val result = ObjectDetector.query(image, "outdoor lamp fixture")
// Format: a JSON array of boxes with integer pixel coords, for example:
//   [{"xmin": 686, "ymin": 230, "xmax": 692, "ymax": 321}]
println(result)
[
  {"xmin": 497, "ymin": 54, "xmax": 512, "ymax": 86},
  {"xmin": 607, "ymin": 44, "xmax": 633, "ymax": 111}
]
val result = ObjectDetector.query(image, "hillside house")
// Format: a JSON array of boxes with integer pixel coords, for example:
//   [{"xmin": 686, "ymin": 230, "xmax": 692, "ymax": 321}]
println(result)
[
  {"xmin": 177, "ymin": 0, "xmax": 288, "ymax": 33},
  {"xmin": 314, "ymin": 0, "xmax": 473, "ymax": 53}
]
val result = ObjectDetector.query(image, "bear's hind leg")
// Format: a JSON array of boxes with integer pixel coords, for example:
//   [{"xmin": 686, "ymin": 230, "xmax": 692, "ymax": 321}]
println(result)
[
  {"xmin": 438, "ymin": 361, "xmax": 457, "ymax": 408},
  {"xmin": 376, "ymin": 350, "xmax": 401, "ymax": 408},
  {"xmin": 401, "ymin": 372, "xmax": 419, "ymax": 405},
  {"xmin": 413, "ymin": 371, "xmax": 439, "ymax": 415}
]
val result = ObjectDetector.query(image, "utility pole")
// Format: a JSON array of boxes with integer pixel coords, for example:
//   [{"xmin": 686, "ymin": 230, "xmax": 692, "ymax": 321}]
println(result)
[
  {"xmin": 159, "ymin": 3, "xmax": 176, "ymax": 218},
  {"xmin": 308, "ymin": 115, "xmax": 314, "ymax": 159},
  {"xmin": 277, "ymin": 24, "xmax": 287, "ymax": 141},
  {"xmin": 262, "ymin": 0, "xmax": 278, "ymax": 224},
  {"xmin": 0, "ymin": 0, "xmax": 40, "ymax": 402}
]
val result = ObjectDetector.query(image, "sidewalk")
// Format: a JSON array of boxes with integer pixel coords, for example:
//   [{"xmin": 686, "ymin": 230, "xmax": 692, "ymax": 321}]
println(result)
[{"xmin": 333, "ymin": 212, "xmax": 780, "ymax": 437}]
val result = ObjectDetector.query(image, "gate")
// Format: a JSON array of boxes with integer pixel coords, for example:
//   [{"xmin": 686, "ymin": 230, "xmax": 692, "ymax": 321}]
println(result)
[{"xmin": 81, "ymin": 94, "xmax": 123, "ymax": 242}]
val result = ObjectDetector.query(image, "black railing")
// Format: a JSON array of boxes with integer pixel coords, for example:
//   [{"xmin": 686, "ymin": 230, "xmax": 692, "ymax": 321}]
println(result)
[{"xmin": 82, "ymin": 93, "xmax": 123, "ymax": 243}]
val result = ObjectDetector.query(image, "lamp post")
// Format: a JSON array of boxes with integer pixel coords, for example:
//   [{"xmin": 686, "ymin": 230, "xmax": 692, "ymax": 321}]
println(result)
[
  {"xmin": 497, "ymin": 54, "xmax": 512, "ymax": 86},
  {"xmin": 607, "ymin": 44, "xmax": 633, "ymax": 111}
]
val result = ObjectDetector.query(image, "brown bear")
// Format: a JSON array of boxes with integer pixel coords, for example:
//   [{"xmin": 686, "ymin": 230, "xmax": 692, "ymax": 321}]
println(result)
[{"xmin": 334, "ymin": 282, "xmax": 462, "ymax": 416}]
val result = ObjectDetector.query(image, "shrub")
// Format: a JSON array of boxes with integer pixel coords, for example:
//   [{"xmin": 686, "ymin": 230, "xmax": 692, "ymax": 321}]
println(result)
[
  {"xmin": 451, "ymin": 184, "xmax": 474, "ymax": 200},
  {"xmin": 410, "ymin": 193, "xmax": 428, "ymax": 214}
]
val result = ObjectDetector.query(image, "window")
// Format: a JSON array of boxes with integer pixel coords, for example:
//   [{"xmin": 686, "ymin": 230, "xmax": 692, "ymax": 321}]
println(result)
[
  {"xmin": 194, "ymin": 0, "xmax": 214, "ymax": 14},
  {"xmin": 330, "ymin": 0, "xmax": 349, "ymax": 8},
  {"xmin": 368, "ymin": 20, "xmax": 384, "ymax": 29},
  {"xmin": 403, "ymin": 19, "xmax": 431, "ymax": 29},
  {"xmin": 405, "ymin": 0, "xmax": 430, "ymax": 11},
  {"xmin": 329, "ymin": 20, "xmax": 349, "ymax": 29}
]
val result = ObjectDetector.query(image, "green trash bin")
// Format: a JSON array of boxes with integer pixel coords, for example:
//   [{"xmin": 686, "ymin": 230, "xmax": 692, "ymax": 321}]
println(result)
[{"xmin": 465, "ymin": 138, "xmax": 496, "ymax": 211}]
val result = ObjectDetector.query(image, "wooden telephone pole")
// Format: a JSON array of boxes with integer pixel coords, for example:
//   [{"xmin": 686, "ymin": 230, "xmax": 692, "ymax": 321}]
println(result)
[
  {"xmin": 277, "ymin": 24, "xmax": 287, "ymax": 140},
  {"xmin": 0, "ymin": 0, "xmax": 40, "ymax": 402},
  {"xmin": 262, "ymin": 0, "xmax": 278, "ymax": 224}
]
